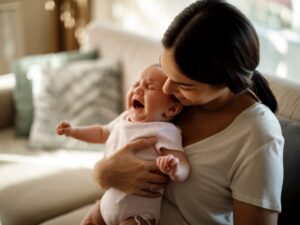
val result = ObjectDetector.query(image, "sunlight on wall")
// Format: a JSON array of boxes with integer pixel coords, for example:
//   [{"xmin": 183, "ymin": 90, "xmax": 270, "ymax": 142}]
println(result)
[
  {"xmin": 276, "ymin": 61, "xmax": 288, "ymax": 79},
  {"xmin": 266, "ymin": 31, "xmax": 288, "ymax": 55},
  {"xmin": 91, "ymin": 0, "xmax": 300, "ymax": 83},
  {"xmin": 111, "ymin": 0, "xmax": 194, "ymax": 38}
]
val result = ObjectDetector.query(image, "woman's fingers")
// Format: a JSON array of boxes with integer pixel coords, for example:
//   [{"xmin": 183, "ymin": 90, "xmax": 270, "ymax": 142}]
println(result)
[
  {"xmin": 145, "ymin": 161, "xmax": 169, "ymax": 183},
  {"xmin": 144, "ymin": 183, "xmax": 165, "ymax": 192},
  {"xmin": 93, "ymin": 137, "xmax": 166, "ymax": 197},
  {"xmin": 134, "ymin": 189, "xmax": 162, "ymax": 198}
]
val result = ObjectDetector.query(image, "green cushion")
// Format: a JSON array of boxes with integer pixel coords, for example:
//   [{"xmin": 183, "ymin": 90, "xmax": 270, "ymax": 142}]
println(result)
[{"xmin": 13, "ymin": 50, "xmax": 99, "ymax": 136}]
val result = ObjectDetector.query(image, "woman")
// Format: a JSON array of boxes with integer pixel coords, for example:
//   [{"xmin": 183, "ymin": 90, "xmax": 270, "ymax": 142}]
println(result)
[{"xmin": 93, "ymin": 1, "xmax": 284, "ymax": 224}]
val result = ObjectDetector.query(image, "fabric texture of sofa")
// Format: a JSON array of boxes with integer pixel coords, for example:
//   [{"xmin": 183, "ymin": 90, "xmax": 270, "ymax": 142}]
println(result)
[{"xmin": 0, "ymin": 21, "xmax": 300, "ymax": 225}]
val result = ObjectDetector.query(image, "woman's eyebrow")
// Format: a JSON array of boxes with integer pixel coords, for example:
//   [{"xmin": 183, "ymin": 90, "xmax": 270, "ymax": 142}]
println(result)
[{"xmin": 173, "ymin": 81, "xmax": 193, "ymax": 86}]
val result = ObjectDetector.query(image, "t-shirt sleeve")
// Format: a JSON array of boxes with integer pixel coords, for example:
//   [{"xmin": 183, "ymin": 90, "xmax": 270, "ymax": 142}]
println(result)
[
  {"xmin": 106, "ymin": 111, "xmax": 126, "ymax": 131},
  {"xmin": 230, "ymin": 137, "xmax": 284, "ymax": 212},
  {"xmin": 155, "ymin": 124, "xmax": 183, "ymax": 153}
]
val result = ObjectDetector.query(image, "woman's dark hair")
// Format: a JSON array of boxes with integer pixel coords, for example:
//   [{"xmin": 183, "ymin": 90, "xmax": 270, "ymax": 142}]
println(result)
[{"xmin": 162, "ymin": 0, "xmax": 277, "ymax": 112}]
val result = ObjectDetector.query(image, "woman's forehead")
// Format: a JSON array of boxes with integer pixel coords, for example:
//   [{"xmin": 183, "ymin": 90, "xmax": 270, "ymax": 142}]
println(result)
[{"xmin": 160, "ymin": 50, "xmax": 198, "ymax": 85}]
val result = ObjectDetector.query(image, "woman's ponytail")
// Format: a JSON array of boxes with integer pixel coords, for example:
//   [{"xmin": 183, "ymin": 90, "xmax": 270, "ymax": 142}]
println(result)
[{"xmin": 251, "ymin": 70, "xmax": 278, "ymax": 112}]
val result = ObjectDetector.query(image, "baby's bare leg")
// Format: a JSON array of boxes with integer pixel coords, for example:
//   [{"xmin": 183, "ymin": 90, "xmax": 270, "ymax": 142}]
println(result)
[
  {"xmin": 119, "ymin": 216, "xmax": 156, "ymax": 225},
  {"xmin": 80, "ymin": 200, "xmax": 106, "ymax": 225}
]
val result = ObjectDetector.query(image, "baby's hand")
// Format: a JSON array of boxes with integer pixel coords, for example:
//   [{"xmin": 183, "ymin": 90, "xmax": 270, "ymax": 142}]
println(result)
[
  {"xmin": 56, "ymin": 121, "xmax": 73, "ymax": 136},
  {"xmin": 156, "ymin": 154, "xmax": 179, "ymax": 180}
]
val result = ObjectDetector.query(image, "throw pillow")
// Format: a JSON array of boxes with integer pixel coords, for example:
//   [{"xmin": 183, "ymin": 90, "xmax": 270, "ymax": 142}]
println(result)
[
  {"xmin": 29, "ymin": 59, "xmax": 123, "ymax": 150},
  {"xmin": 13, "ymin": 50, "xmax": 99, "ymax": 137}
]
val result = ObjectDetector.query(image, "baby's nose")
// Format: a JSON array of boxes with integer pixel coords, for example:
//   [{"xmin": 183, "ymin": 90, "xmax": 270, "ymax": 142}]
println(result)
[{"xmin": 134, "ymin": 86, "xmax": 143, "ymax": 95}]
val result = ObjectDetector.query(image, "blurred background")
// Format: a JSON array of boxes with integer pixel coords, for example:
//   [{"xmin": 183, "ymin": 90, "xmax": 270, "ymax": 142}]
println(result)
[{"xmin": 0, "ymin": 0, "xmax": 300, "ymax": 83}]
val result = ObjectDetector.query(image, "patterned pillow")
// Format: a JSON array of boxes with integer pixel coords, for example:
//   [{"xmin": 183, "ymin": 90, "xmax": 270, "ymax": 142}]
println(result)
[
  {"xmin": 13, "ymin": 50, "xmax": 99, "ymax": 137},
  {"xmin": 29, "ymin": 59, "xmax": 123, "ymax": 150}
]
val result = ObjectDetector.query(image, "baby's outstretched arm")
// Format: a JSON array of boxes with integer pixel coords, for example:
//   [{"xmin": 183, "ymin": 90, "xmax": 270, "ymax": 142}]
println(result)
[
  {"xmin": 56, "ymin": 121, "xmax": 110, "ymax": 143},
  {"xmin": 156, "ymin": 148, "xmax": 190, "ymax": 182}
]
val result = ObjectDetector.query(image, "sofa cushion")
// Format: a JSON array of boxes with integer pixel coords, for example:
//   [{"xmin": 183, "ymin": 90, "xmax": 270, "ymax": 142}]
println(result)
[
  {"xmin": 29, "ymin": 59, "xmax": 122, "ymax": 150},
  {"xmin": 40, "ymin": 204, "xmax": 93, "ymax": 225},
  {"xmin": 278, "ymin": 116, "xmax": 300, "ymax": 225},
  {"xmin": 266, "ymin": 75, "xmax": 300, "ymax": 122},
  {"xmin": 0, "ymin": 165, "xmax": 104, "ymax": 225},
  {"xmin": 13, "ymin": 50, "xmax": 99, "ymax": 137}
]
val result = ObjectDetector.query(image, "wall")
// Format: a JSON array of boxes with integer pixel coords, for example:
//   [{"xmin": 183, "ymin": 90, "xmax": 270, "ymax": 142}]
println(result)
[
  {"xmin": 0, "ymin": 0, "xmax": 58, "ymax": 74},
  {"xmin": 19, "ymin": 0, "xmax": 58, "ymax": 55},
  {"xmin": 257, "ymin": 25, "xmax": 300, "ymax": 84}
]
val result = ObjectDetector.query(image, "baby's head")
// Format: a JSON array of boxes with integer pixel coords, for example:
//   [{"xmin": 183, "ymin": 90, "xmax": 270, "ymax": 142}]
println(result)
[{"xmin": 127, "ymin": 64, "xmax": 182, "ymax": 122}]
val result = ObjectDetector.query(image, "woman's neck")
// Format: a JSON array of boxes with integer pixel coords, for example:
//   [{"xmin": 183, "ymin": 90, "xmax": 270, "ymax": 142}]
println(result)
[{"xmin": 197, "ymin": 90, "xmax": 238, "ymax": 112}]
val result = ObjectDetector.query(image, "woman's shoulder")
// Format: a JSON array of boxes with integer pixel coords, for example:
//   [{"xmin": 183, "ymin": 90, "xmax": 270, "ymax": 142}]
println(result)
[
  {"xmin": 237, "ymin": 103, "xmax": 279, "ymax": 125},
  {"xmin": 233, "ymin": 103, "xmax": 282, "ymax": 138}
]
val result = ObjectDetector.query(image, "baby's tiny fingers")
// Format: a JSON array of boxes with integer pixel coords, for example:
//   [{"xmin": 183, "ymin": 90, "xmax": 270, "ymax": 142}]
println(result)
[
  {"xmin": 59, "ymin": 121, "xmax": 68, "ymax": 127},
  {"xmin": 170, "ymin": 157, "xmax": 179, "ymax": 167}
]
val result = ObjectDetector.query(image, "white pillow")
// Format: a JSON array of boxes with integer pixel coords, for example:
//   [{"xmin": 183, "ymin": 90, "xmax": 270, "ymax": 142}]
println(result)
[{"xmin": 29, "ymin": 59, "xmax": 122, "ymax": 150}]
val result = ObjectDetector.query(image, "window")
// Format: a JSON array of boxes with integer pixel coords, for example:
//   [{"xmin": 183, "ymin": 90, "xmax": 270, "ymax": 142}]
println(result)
[
  {"xmin": 92, "ymin": 0, "xmax": 300, "ymax": 83},
  {"xmin": 229, "ymin": 0, "xmax": 300, "ymax": 32}
]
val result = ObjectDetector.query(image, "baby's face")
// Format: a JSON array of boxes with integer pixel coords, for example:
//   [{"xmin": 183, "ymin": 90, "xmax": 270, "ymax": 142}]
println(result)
[{"xmin": 127, "ymin": 66, "xmax": 180, "ymax": 122}]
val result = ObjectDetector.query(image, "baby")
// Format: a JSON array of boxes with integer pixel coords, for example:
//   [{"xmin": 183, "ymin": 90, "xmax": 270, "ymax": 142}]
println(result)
[{"xmin": 56, "ymin": 64, "xmax": 190, "ymax": 225}]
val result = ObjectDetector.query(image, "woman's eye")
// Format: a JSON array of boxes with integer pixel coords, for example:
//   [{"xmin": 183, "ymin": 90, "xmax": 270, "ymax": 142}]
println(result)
[{"xmin": 179, "ymin": 85, "xmax": 194, "ymax": 90}]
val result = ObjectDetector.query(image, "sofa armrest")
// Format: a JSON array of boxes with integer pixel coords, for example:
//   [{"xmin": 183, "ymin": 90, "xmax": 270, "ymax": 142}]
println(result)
[
  {"xmin": 0, "ymin": 73, "xmax": 15, "ymax": 129},
  {"xmin": 266, "ymin": 75, "xmax": 300, "ymax": 122}
]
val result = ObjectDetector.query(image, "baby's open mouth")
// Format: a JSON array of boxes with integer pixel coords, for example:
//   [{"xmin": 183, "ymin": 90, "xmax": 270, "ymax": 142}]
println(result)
[{"xmin": 132, "ymin": 99, "xmax": 144, "ymax": 109}]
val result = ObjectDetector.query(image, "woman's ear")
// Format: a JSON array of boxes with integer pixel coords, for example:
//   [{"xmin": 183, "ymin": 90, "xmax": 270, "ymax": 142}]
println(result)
[{"xmin": 164, "ymin": 103, "xmax": 182, "ymax": 118}]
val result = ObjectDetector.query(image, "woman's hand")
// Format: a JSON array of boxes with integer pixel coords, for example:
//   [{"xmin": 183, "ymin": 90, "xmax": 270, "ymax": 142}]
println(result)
[{"xmin": 93, "ymin": 137, "xmax": 169, "ymax": 198}]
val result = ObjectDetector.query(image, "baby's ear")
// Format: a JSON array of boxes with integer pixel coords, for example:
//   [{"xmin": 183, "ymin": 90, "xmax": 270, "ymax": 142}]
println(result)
[{"xmin": 165, "ymin": 103, "xmax": 182, "ymax": 118}]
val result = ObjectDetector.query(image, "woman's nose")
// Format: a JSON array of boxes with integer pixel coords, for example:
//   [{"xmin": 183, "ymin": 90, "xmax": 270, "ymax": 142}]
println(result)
[{"xmin": 163, "ymin": 78, "xmax": 174, "ymax": 94}]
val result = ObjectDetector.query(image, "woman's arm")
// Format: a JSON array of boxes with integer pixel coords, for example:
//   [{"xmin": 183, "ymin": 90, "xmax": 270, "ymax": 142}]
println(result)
[
  {"xmin": 93, "ymin": 137, "xmax": 169, "ymax": 197},
  {"xmin": 233, "ymin": 199, "xmax": 278, "ymax": 225}
]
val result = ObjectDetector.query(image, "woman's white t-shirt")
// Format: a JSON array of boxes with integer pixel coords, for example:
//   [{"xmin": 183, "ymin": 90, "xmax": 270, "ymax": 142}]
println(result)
[{"xmin": 160, "ymin": 103, "xmax": 284, "ymax": 225}]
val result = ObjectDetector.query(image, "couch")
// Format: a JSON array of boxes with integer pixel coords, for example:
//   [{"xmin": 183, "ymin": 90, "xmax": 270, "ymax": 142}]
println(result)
[{"xmin": 0, "ymin": 21, "xmax": 300, "ymax": 225}]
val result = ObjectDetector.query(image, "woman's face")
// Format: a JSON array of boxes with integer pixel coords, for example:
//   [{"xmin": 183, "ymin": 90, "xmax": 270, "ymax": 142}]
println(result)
[{"xmin": 160, "ymin": 48, "xmax": 231, "ymax": 108}]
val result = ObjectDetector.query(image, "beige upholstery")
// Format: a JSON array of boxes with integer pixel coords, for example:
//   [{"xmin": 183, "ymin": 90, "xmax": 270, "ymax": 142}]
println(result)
[
  {"xmin": 266, "ymin": 75, "xmax": 300, "ymax": 122},
  {"xmin": 81, "ymin": 21, "xmax": 163, "ymax": 103},
  {"xmin": 40, "ymin": 204, "xmax": 93, "ymax": 225},
  {"xmin": 0, "ymin": 168, "xmax": 102, "ymax": 225}
]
